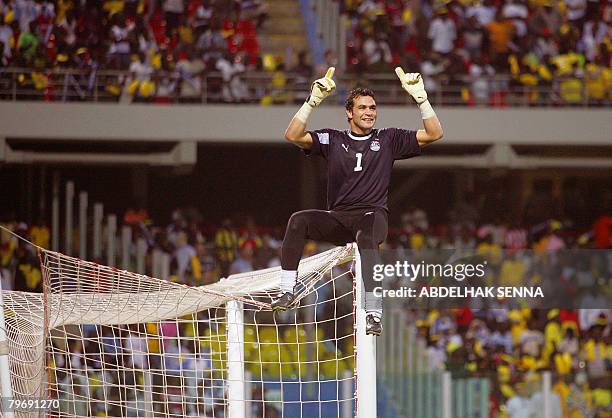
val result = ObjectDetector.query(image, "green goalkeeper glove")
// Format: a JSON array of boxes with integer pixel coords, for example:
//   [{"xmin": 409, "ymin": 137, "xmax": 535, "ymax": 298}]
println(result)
[
  {"xmin": 395, "ymin": 67, "xmax": 428, "ymax": 104},
  {"xmin": 306, "ymin": 67, "xmax": 336, "ymax": 107}
]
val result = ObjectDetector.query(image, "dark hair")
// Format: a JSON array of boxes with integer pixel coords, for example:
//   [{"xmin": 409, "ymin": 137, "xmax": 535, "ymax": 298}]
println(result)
[{"xmin": 344, "ymin": 87, "xmax": 375, "ymax": 111}]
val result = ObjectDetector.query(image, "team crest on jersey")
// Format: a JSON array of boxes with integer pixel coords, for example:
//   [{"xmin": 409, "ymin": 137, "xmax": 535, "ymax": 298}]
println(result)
[{"xmin": 370, "ymin": 140, "xmax": 381, "ymax": 152}]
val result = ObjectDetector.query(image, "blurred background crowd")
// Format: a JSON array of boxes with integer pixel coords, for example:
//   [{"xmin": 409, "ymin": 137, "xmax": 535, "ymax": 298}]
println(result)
[
  {"xmin": 1, "ymin": 196, "xmax": 611, "ymax": 416},
  {"xmin": 342, "ymin": 0, "xmax": 610, "ymax": 105},
  {"xmin": 2, "ymin": 198, "xmax": 611, "ymax": 291},
  {"xmin": 0, "ymin": 0, "xmax": 608, "ymax": 104}
]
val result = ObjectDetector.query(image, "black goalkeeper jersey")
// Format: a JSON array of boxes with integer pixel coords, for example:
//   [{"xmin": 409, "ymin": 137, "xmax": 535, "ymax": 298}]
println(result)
[{"xmin": 306, "ymin": 128, "xmax": 421, "ymax": 211}]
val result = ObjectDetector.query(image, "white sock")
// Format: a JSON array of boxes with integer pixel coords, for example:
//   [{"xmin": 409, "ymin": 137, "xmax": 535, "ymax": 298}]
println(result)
[
  {"xmin": 280, "ymin": 269, "xmax": 297, "ymax": 293},
  {"xmin": 366, "ymin": 310, "xmax": 382, "ymax": 320},
  {"xmin": 365, "ymin": 292, "xmax": 383, "ymax": 316}
]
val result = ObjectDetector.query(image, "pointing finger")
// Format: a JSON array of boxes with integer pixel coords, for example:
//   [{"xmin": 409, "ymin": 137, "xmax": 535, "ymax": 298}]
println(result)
[{"xmin": 325, "ymin": 67, "xmax": 335, "ymax": 78}]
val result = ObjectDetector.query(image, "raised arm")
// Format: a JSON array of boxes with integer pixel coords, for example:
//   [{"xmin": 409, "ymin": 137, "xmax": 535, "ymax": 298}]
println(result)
[
  {"xmin": 395, "ymin": 67, "xmax": 444, "ymax": 147},
  {"xmin": 284, "ymin": 67, "xmax": 336, "ymax": 150}
]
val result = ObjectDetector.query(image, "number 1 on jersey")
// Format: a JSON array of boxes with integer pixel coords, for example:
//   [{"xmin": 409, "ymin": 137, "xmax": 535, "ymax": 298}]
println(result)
[{"xmin": 354, "ymin": 152, "xmax": 363, "ymax": 172}]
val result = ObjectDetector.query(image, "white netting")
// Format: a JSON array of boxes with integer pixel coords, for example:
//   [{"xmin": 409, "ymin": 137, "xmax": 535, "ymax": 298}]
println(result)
[{"xmin": 0, "ymin": 245, "xmax": 356, "ymax": 417}]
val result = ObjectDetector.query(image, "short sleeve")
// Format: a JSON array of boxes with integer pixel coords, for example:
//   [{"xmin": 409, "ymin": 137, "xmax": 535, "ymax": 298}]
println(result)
[
  {"xmin": 304, "ymin": 129, "xmax": 336, "ymax": 160},
  {"xmin": 387, "ymin": 128, "xmax": 421, "ymax": 160}
]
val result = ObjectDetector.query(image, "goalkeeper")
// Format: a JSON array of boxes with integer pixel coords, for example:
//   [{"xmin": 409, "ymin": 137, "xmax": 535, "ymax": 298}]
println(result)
[{"xmin": 274, "ymin": 67, "xmax": 443, "ymax": 336}]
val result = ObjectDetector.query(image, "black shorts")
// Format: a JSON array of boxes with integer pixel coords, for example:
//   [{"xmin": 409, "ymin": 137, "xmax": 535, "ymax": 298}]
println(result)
[
  {"xmin": 301, "ymin": 207, "xmax": 388, "ymax": 246},
  {"xmin": 282, "ymin": 207, "xmax": 388, "ymax": 292}
]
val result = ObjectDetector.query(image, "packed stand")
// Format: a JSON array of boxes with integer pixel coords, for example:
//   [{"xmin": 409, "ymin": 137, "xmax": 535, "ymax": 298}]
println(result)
[
  {"xmin": 1, "ymin": 204, "xmax": 611, "ymax": 416},
  {"xmin": 0, "ymin": 210, "xmax": 349, "ymax": 417},
  {"xmin": 342, "ymin": 0, "xmax": 611, "ymax": 105},
  {"xmin": 0, "ymin": 0, "xmax": 267, "ymax": 102},
  {"xmin": 407, "ymin": 306, "xmax": 611, "ymax": 417},
  {"xmin": 381, "ymin": 205, "xmax": 611, "ymax": 417}
]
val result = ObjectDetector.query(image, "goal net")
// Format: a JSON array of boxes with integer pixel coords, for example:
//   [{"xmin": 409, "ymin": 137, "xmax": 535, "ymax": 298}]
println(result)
[{"xmin": 0, "ymin": 244, "xmax": 360, "ymax": 418}]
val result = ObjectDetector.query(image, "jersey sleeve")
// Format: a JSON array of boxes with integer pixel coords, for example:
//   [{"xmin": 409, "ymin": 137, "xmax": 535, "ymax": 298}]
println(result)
[
  {"xmin": 387, "ymin": 128, "xmax": 421, "ymax": 160},
  {"xmin": 304, "ymin": 129, "xmax": 337, "ymax": 160}
]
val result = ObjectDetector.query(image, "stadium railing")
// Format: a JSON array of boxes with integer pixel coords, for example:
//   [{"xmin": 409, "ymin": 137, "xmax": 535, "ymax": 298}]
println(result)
[{"xmin": 0, "ymin": 67, "xmax": 609, "ymax": 107}]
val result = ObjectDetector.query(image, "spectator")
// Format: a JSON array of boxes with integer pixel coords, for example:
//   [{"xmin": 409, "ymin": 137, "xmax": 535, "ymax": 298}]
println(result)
[
  {"xmin": 584, "ymin": 57, "xmax": 609, "ymax": 105},
  {"xmin": 239, "ymin": 0, "xmax": 268, "ymax": 29},
  {"xmin": 215, "ymin": 218, "xmax": 239, "ymax": 276},
  {"xmin": 519, "ymin": 318, "xmax": 544, "ymax": 357},
  {"xmin": 17, "ymin": 21, "xmax": 39, "ymax": 66},
  {"xmin": 162, "ymin": 338, "xmax": 182, "ymax": 371},
  {"xmin": 564, "ymin": 0, "xmax": 588, "ymax": 28},
  {"xmin": 579, "ymin": 19, "xmax": 609, "ymax": 62},
  {"xmin": 468, "ymin": 52, "xmax": 495, "ymax": 106},
  {"xmin": 215, "ymin": 52, "xmax": 248, "ymax": 103},
  {"xmin": 466, "ymin": 0, "xmax": 496, "ymax": 26},
  {"xmin": 196, "ymin": 19, "xmax": 226, "ymax": 63},
  {"xmin": 462, "ymin": 16, "xmax": 489, "ymax": 58},
  {"xmin": 176, "ymin": 49, "xmax": 204, "ymax": 102},
  {"xmin": 420, "ymin": 51, "xmax": 446, "ymax": 100},
  {"xmin": 528, "ymin": 3, "xmax": 562, "ymax": 39},
  {"xmin": 291, "ymin": 50, "xmax": 313, "ymax": 97},
  {"xmin": 486, "ymin": 9, "xmax": 516, "ymax": 70},
  {"xmin": 154, "ymin": 71, "xmax": 178, "ymax": 103},
  {"xmin": 266, "ymin": 242, "xmax": 281, "ymax": 268},
  {"xmin": 502, "ymin": 0, "xmax": 529, "ymax": 38},
  {"xmin": 13, "ymin": 242, "xmax": 41, "ymax": 292},
  {"xmin": 187, "ymin": 0, "xmax": 213, "ymax": 30},
  {"xmin": 582, "ymin": 318, "xmax": 609, "ymax": 380},
  {"xmin": 0, "ymin": 15, "xmax": 13, "ymax": 63},
  {"xmin": 427, "ymin": 8, "xmax": 456, "ymax": 56},
  {"xmin": 100, "ymin": 327, "xmax": 121, "ymax": 367},
  {"xmin": 505, "ymin": 221, "xmax": 528, "ymax": 250},
  {"xmin": 124, "ymin": 324, "xmax": 149, "ymax": 369},
  {"xmin": 108, "ymin": 14, "xmax": 133, "ymax": 69},
  {"xmin": 192, "ymin": 242, "xmax": 218, "ymax": 284},
  {"xmin": 14, "ymin": 0, "xmax": 38, "ymax": 33},
  {"xmin": 362, "ymin": 33, "xmax": 393, "ymax": 71},
  {"xmin": 126, "ymin": 52, "xmax": 155, "ymax": 102},
  {"xmin": 174, "ymin": 231, "xmax": 196, "ymax": 283},
  {"xmin": 316, "ymin": 48, "xmax": 338, "ymax": 77},
  {"xmin": 229, "ymin": 242, "xmax": 254, "ymax": 275},
  {"xmin": 529, "ymin": 378, "xmax": 564, "ymax": 418},
  {"xmin": 543, "ymin": 310, "xmax": 563, "ymax": 359},
  {"xmin": 489, "ymin": 321, "xmax": 514, "ymax": 354},
  {"xmin": 30, "ymin": 220, "xmax": 50, "ymax": 248},
  {"xmin": 426, "ymin": 337, "xmax": 447, "ymax": 371},
  {"xmin": 182, "ymin": 348, "xmax": 212, "ymax": 415},
  {"xmin": 558, "ymin": 327, "xmax": 579, "ymax": 360},
  {"xmin": 506, "ymin": 383, "xmax": 533, "ymax": 418},
  {"xmin": 163, "ymin": 0, "xmax": 185, "ymax": 36}
]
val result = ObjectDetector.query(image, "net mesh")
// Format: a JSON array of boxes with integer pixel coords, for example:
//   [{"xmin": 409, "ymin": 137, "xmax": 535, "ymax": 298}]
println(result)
[{"xmin": 1, "ymin": 245, "xmax": 356, "ymax": 417}]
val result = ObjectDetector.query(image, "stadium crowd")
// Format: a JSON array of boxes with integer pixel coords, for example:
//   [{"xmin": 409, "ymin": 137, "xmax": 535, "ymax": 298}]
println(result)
[
  {"xmin": 343, "ymin": 0, "xmax": 611, "ymax": 105},
  {"xmin": 1, "ymin": 202, "xmax": 611, "ymax": 416},
  {"xmin": 0, "ymin": 0, "xmax": 266, "ymax": 102},
  {"xmin": 0, "ymin": 0, "xmax": 609, "ymax": 104}
]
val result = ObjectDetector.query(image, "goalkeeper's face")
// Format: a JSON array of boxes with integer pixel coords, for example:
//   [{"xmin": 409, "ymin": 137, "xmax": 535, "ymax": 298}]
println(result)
[{"xmin": 346, "ymin": 95, "xmax": 377, "ymax": 134}]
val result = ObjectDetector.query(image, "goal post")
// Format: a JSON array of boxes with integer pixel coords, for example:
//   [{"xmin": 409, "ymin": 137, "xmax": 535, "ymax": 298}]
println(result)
[
  {"xmin": 354, "ymin": 245, "xmax": 377, "ymax": 418},
  {"xmin": 0, "ymin": 272, "xmax": 16, "ymax": 418},
  {"xmin": 227, "ymin": 299, "xmax": 245, "ymax": 418},
  {"xmin": 0, "ymin": 244, "xmax": 378, "ymax": 417}
]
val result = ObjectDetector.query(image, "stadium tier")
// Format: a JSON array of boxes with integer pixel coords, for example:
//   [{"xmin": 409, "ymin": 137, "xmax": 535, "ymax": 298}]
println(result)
[{"xmin": 0, "ymin": 0, "xmax": 608, "ymax": 105}]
